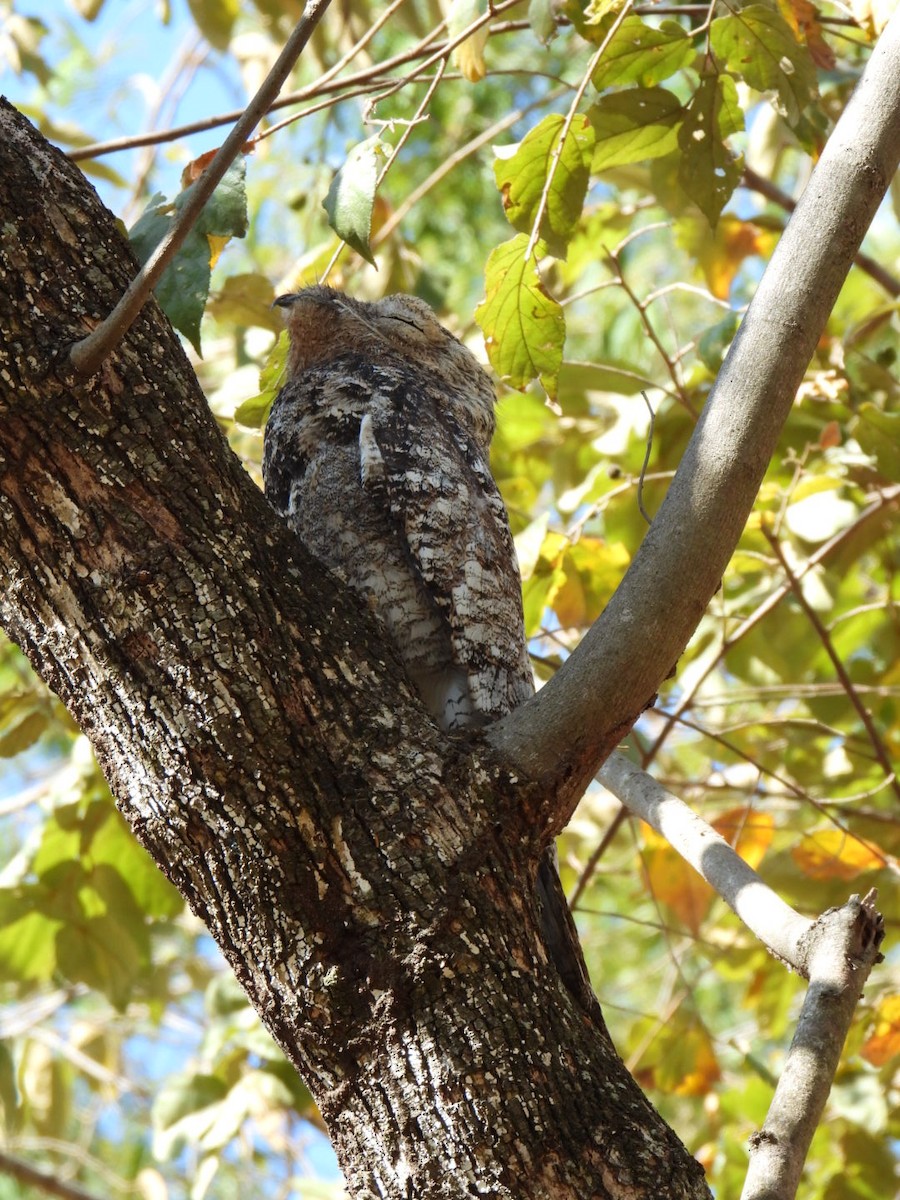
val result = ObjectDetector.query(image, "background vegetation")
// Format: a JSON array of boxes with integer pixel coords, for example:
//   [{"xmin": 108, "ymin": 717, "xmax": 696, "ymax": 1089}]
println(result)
[{"xmin": 0, "ymin": 1, "xmax": 897, "ymax": 1197}]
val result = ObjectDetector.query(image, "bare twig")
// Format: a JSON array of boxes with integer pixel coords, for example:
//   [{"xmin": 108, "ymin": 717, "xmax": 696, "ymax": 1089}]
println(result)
[
  {"xmin": 571, "ymin": 483, "xmax": 900, "ymax": 905},
  {"xmin": 637, "ymin": 391, "xmax": 655, "ymax": 524},
  {"xmin": 643, "ymin": 484, "xmax": 900, "ymax": 765},
  {"xmin": 604, "ymin": 244, "xmax": 694, "ymax": 412},
  {"xmin": 67, "ymin": 0, "xmax": 336, "ymax": 377},
  {"xmin": 65, "ymin": 20, "xmax": 448, "ymax": 162}
]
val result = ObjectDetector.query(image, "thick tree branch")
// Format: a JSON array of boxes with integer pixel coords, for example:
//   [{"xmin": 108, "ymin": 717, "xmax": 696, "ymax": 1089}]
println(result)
[{"xmin": 489, "ymin": 9, "xmax": 900, "ymax": 817}]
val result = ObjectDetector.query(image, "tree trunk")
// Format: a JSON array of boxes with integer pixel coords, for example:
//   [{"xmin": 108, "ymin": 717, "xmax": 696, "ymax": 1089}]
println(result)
[{"xmin": 0, "ymin": 101, "xmax": 710, "ymax": 1198}]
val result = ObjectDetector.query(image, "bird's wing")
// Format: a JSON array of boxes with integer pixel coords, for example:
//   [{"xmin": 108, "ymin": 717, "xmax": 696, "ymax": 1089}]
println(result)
[{"xmin": 364, "ymin": 374, "xmax": 534, "ymax": 721}]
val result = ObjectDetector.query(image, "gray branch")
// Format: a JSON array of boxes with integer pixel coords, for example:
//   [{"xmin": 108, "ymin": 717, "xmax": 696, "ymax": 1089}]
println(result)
[
  {"xmin": 741, "ymin": 892, "xmax": 884, "ymax": 1200},
  {"xmin": 598, "ymin": 753, "xmax": 813, "ymax": 970}
]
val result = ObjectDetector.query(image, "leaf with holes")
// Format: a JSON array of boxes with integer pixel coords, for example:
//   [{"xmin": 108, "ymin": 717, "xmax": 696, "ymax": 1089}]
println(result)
[
  {"xmin": 494, "ymin": 113, "xmax": 594, "ymax": 258},
  {"xmin": 677, "ymin": 74, "xmax": 744, "ymax": 227},
  {"xmin": 711, "ymin": 5, "xmax": 816, "ymax": 125},
  {"xmin": 475, "ymin": 234, "xmax": 565, "ymax": 397}
]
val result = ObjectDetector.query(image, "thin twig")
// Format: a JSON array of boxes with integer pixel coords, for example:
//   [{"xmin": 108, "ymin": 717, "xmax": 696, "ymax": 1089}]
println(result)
[
  {"xmin": 605, "ymin": 245, "xmax": 694, "ymax": 413},
  {"xmin": 373, "ymin": 87, "xmax": 569, "ymax": 246},
  {"xmin": 672, "ymin": 713, "xmax": 894, "ymax": 871},
  {"xmin": 365, "ymin": 0, "xmax": 522, "ymax": 107},
  {"xmin": 642, "ymin": 484, "xmax": 900, "ymax": 764},
  {"xmin": 763, "ymin": 526, "xmax": 900, "ymax": 803},
  {"xmin": 320, "ymin": 62, "xmax": 448, "ymax": 279},
  {"xmin": 637, "ymin": 391, "xmax": 655, "ymax": 524},
  {"xmin": 67, "ymin": 0, "xmax": 335, "ymax": 377},
  {"xmin": 66, "ymin": 20, "xmax": 448, "ymax": 162},
  {"xmin": 124, "ymin": 29, "xmax": 207, "ymax": 224},
  {"xmin": 573, "ymin": 485, "xmax": 900, "ymax": 904}
]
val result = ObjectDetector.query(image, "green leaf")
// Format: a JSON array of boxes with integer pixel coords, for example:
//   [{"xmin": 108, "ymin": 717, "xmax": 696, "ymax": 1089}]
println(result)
[
  {"xmin": 55, "ymin": 911, "xmax": 142, "ymax": 1010},
  {"xmin": 558, "ymin": 359, "xmax": 650, "ymax": 396},
  {"xmin": 207, "ymin": 273, "xmax": 280, "ymax": 332},
  {"xmin": 234, "ymin": 331, "xmax": 288, "ymax": 429},
  {"xmin": 36, "ymin": 860, "xmax": 149, "ymax": 1007},
  {"xmin": 0, "ymin": 903, "xmax": 61, "ymax": 982},
  {"xmin": 475, "ymin": 235, "xmax": 565, "ymax": 397},
  {"xmin": 528, "ymin": 0, "xmax": 558, "ymax": 44},
  {"xmin": 494, "ymin": 114, "xmax": 594, "ymax": 258},
  {"xmin": 90, "ymin": 805, "xmax": 183, "ymax": 919},
  {"xmin": 153, "ymin": 1072, "xmax": 228, "ymax": 1133},
  {"xmin": 582, "ymin": 0, "xmax": 625, "ymax": 23},
  {"xmin": 322, "ymin": 135, "xmax": 388, "ymax": 267},
  {"xmin": 854, "ymin": 403, "xmax": 900, "ymax": 479},
  {"xmin": 198, "ymin": 158, "xmax": 248, "ymax": 241},
  {"xmin": 697, "ymin": 313, "xmax": 740, "ymax": 372},
  {"xmin": 187, "ymin": 0, "xmax": 239, "ymax": 50},
  {"xmin": 588, "ymin": 87, "xmax": 683, "ymax": 172},
  {"xmin": 592, "ymin": 16, "xmax": 695, "ymax": 89},
  {"xmin": 711, "ymin": 6, "xmax": 816, "ymax": 125},
  {"xmin": 677, "ymin": 74, "xmax": 744, "ymax": 227},
  {"xmin": 128, "ymin": 159, "xmax": 248, "ymax": 354},
  {"xmin": 0, "ymin": 1040, "xmax": 21, "ymax": 1131},
  {"xmin": 205, "ymin": 973, "xmax": 250, "ymax": 1017},
  {"xmin": 0, "ymin": 705, "xmax": 47, "ymax": 757}
]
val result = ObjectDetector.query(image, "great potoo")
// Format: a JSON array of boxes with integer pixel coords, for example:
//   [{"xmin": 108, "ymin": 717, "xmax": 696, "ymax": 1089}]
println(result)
[{"xmin": 262, "ymin": 286, "xmax": 603, "ymax": 1026}]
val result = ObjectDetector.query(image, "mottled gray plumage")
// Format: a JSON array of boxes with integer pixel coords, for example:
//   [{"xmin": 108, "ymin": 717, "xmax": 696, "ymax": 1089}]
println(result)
[{"xmin": 263, "ymin": 286, "xmax": 603, "ymax": 1027}]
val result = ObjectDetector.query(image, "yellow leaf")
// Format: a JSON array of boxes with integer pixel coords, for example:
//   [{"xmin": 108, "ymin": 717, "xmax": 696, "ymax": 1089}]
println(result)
[
  {"xmin": 712, "ymin": 807, "xmax": 774, "ymax": 871},
  {"xmin": 781, "ymin": 0, "xmax": 836, "ymax": 68},
  {"xmin": 455, "ymin": 27, "xmax": 489, "ymax": 81},
  {"xmin": 641, "ymin": 825, "xmax": 713, "ymax": 935},
  {"xmin": 791, "ymin": 829, "xmax": 884, "ymax": 881},
  {"xmin": 678, "ymin": 215, "xmax": 778, "ymax": 299},
  {"xmin": 206, "ymin": 234, "xmax": 229, "ymax": 270},
  {"xmin": 862, "ymin": 994, "xmax": 900, "ymax": 1066},
  {"xmin": 553, "ymin": 566, "xmax": 587, "ymax": 628},
  {"xmin": 446, "ymin": 0, "xmax": 490, "ymax": 83},
  {"xmin": 633, "ymin": 1015, "xmax": 721, "ymax": 1096},
  {"xmin": 848, "ymin": 0, "xmax": 897, "ymax": 38}
]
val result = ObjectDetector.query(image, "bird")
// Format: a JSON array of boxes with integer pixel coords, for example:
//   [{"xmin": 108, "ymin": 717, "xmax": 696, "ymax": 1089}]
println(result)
[{"xmin": 262, "ymin": 286, "xmax": 605, "ymax": 1028}]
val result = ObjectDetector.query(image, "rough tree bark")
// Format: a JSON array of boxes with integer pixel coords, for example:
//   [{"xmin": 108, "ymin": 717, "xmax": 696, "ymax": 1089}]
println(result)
[{"xmin": 0, "ymin": 14, "xmax": 898, "ymax": 1192}]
